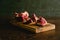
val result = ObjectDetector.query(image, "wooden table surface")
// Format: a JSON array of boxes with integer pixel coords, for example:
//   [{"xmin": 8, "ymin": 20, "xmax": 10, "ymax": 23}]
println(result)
[{"xmin": 0, "ymin": 18, "xmax": 59, "ymax": 40}]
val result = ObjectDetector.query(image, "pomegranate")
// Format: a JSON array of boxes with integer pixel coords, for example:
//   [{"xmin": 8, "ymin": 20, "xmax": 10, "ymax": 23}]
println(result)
[
  {"xmin": 14, "ymin": 12, "xmax": 21, "ymax": 21},
  {"xmin": 31, "ymin": 13, "xmax": 38, "ymax": 22},
  {"xmin": 14, "ymin": 11, "xmax": 29, "ymax": 22},
  {"xmin": 37, "ymin": 17, "xmax": 47, "ymax": 26},
  {"xmin": 14, "ymin": 12, "xmax": 19, "ymax": 17},
  {"xmin": 20, "ymin": 11, "xmax": 29, "ymax": 22},
  {"xmin": 23, "ymin": 18, "xmax": 33, "ymax": 24},
  {"xmin": 21, "ymin": 11, "xmax": 29, "ymax": 20}
]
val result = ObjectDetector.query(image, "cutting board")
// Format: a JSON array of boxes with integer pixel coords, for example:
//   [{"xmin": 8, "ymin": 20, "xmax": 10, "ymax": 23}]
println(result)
[{"xmin": 10, "ymin": 20, "xmax": 55, "ymax": 33}]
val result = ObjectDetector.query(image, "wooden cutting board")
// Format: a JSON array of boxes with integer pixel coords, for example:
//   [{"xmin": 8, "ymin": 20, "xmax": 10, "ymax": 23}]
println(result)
[{"xmin": 10, "ymin": 20, "xmax": 55, "ymax": 33}]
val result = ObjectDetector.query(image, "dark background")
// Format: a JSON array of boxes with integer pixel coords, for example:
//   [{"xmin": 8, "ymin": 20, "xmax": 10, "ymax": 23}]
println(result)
[{"xmin": 0, "ymin": 0, "xmax": 60, "ymax": 17}]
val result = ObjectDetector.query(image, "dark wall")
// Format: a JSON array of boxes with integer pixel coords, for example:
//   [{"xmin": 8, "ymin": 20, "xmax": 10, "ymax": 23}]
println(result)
[{"xmin": 0, "ymin": 0, "xmax": 60, "ymax": 18}]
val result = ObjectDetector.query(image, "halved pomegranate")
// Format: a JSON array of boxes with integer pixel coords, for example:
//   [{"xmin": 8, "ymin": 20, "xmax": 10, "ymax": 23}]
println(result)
[{"xmin": 37, "ymin": 17, "xmax": 47, "ymax": 26}]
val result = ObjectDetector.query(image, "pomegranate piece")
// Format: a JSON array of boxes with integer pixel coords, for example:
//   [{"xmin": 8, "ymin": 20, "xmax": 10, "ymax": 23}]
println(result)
[
  {"xmin": 37, "ymin": 17, "xmax": 47, "ymax": 26},
  {"xmin": 31, "ymin": 14, "xmax": 38, "ymax": 22},
  {"xmin": 20, "ymin": 11, "xmax": 29, "ymax": 22},
  {"xmin": 14, "ymin": 12, "xmax": 21, "ymax": 21},
  {"xmin": 23, "ymin": 18, "xmax": 33, "ymax": 24},
  {"xmin": 14, "ymin": 11, "xmax": 29, "ymax": 22},
  {"xmin": 14, "ymin": 12, "xmax": 19, "ymax": 17}
]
